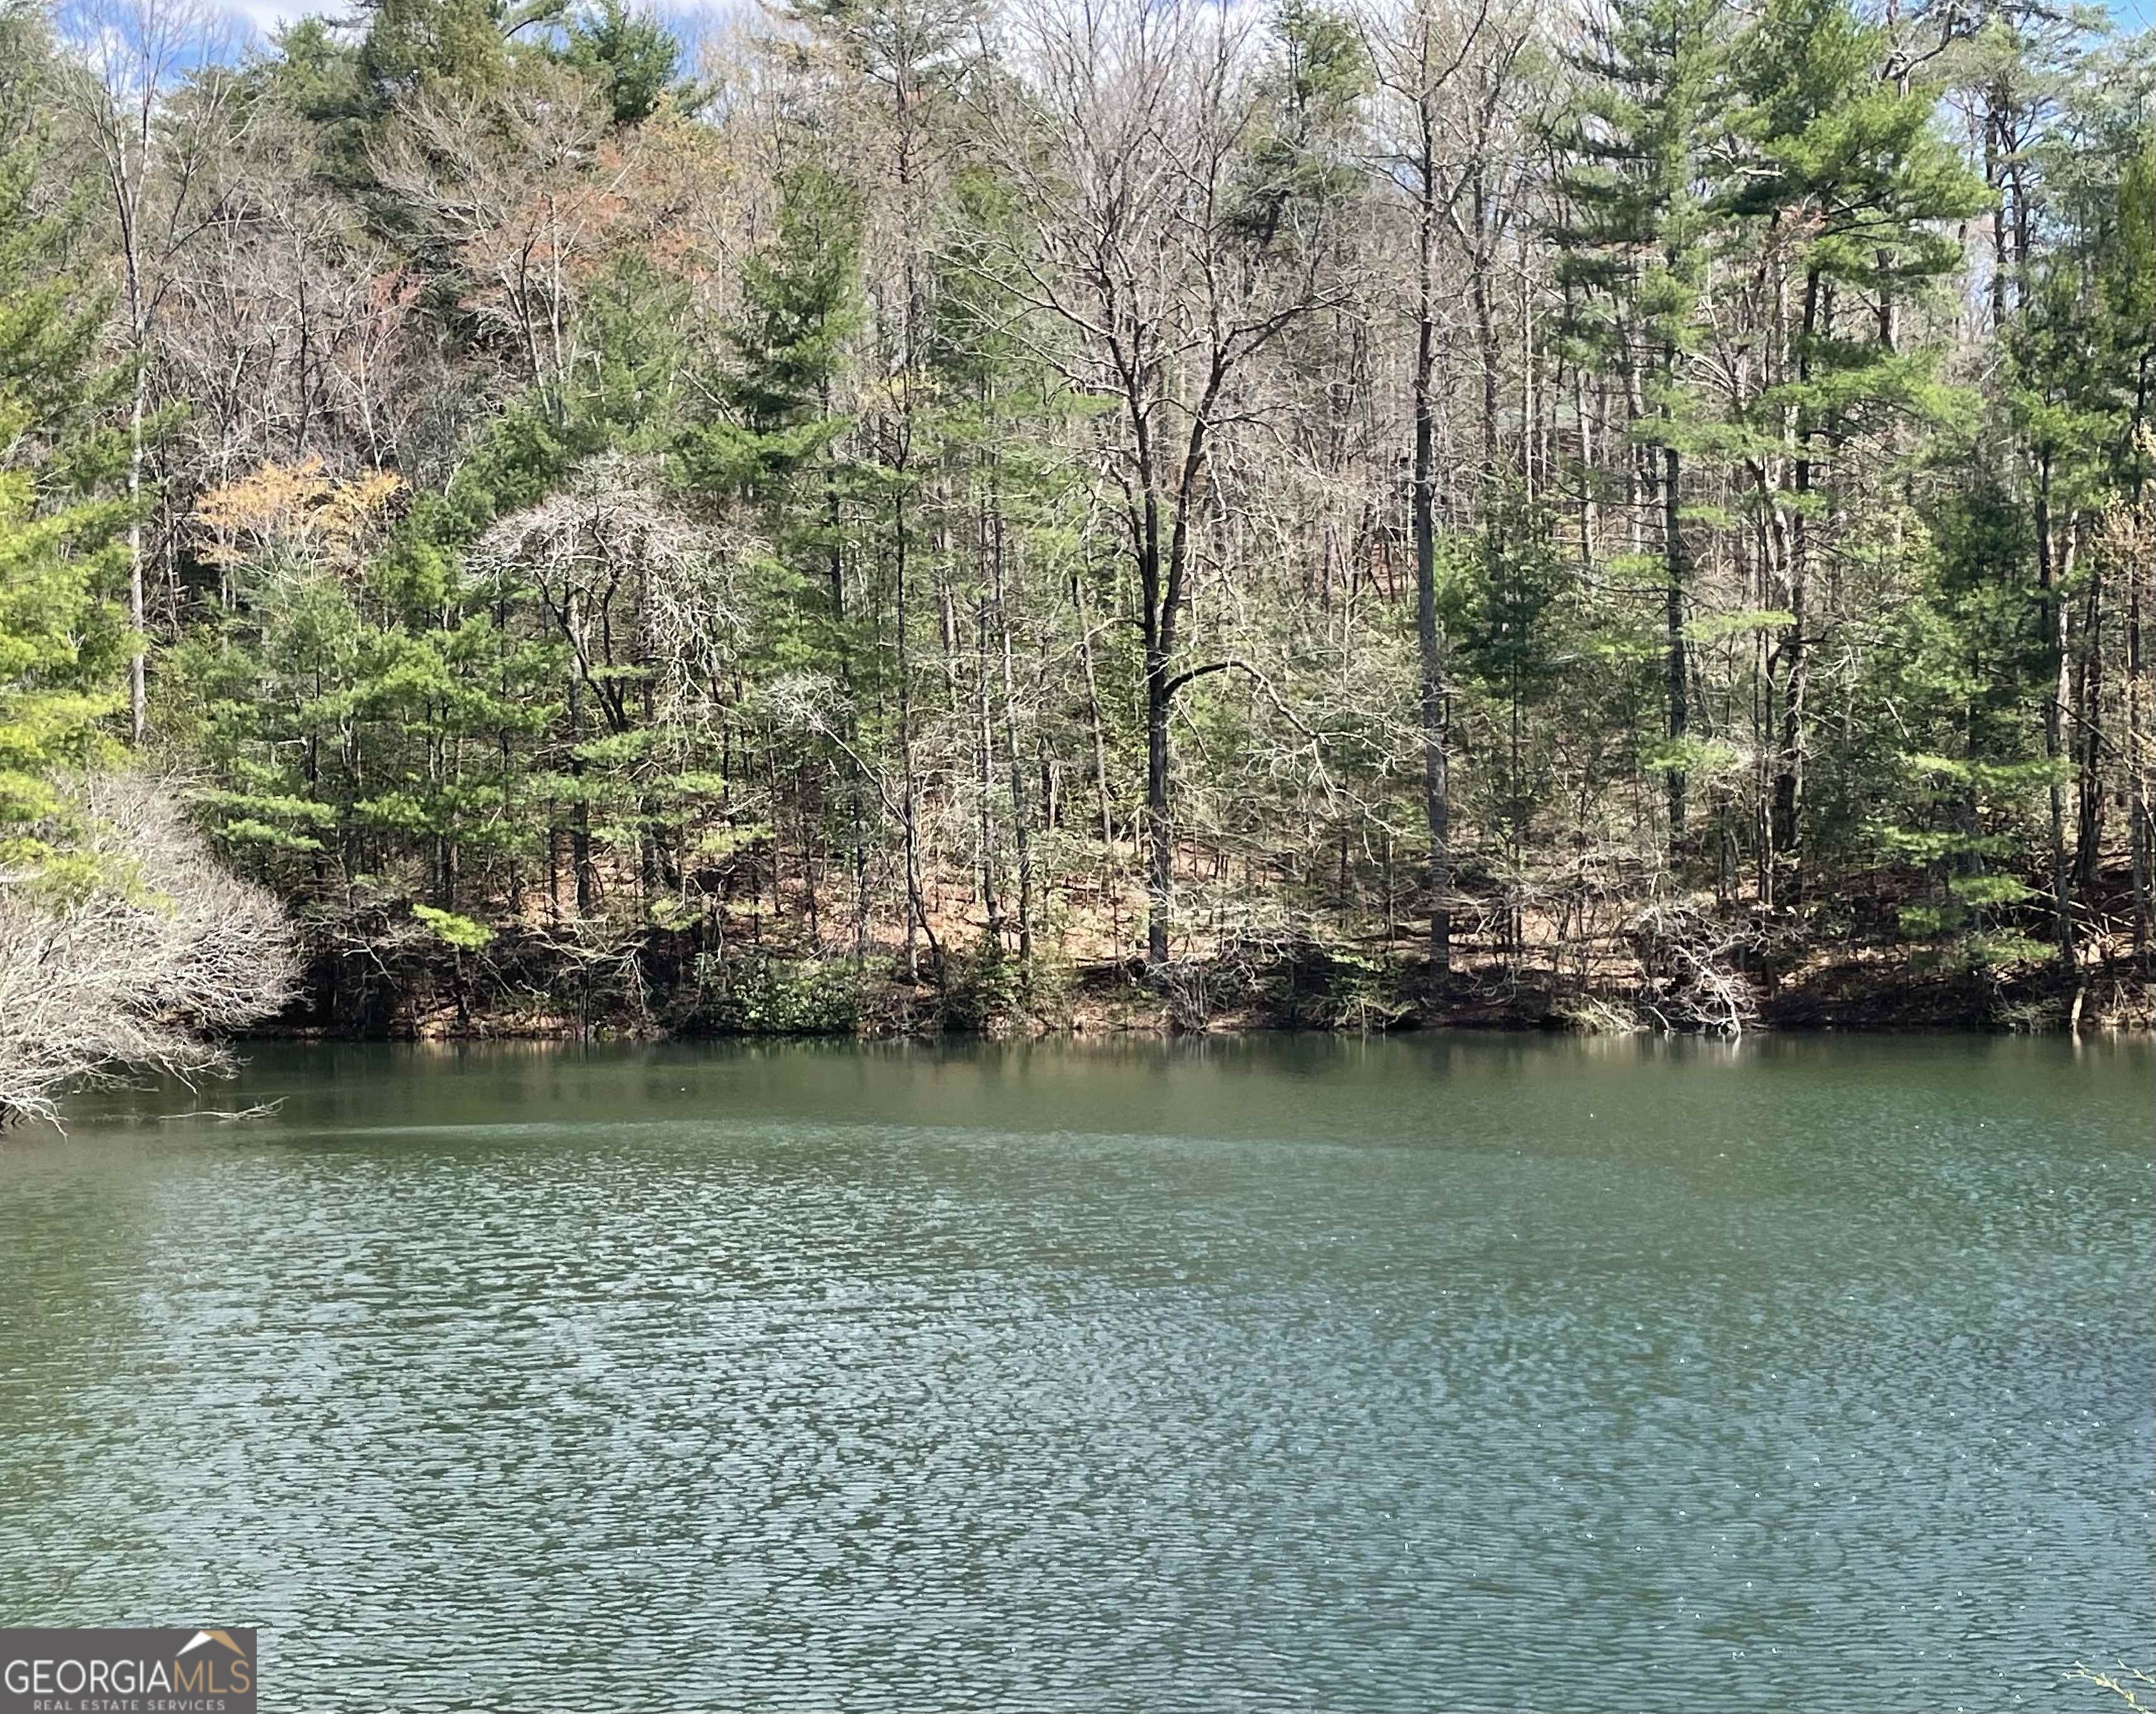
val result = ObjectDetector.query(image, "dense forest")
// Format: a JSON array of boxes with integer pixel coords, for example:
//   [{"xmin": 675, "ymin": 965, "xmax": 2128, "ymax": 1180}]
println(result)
[{"xmin": 1, "ymin": 0, "xmax": 2152, "ymax": 1082}]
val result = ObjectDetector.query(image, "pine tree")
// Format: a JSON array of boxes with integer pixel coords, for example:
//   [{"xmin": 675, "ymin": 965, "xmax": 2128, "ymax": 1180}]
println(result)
[
  {"xmin": 1552, "ymin": 0, "xmax": 1726, "ymax": 856},
  {"xmin": 0, "ymin": 48, "xmax": 129, "ymax": 876},
  {"xmin": 557, "ymin": 0, "xmax": 682, "ymax": 124},
  {"xmin": 1723, "ymin": 0, "xmax": 1984, "ymax": 902},
  {"xmin": 688, "ymin": 159, "xmax": 862, "ymax": 513}
]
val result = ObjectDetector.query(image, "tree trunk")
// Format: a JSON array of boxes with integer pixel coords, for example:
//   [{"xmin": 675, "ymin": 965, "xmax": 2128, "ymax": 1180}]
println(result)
[
  {"xmin": 127, "ymin": 366, "xmax": 148, "ymax": 745},
  {"xmin": 2035, "ymin": 458, "xmax": 2074, "ymax": 970},
  {"xmin": 2130, "ymin": 556, "xmax": 2150, "ymax": 967},
  {"xmin": 893, "ymin": 472, "xmax": 934, "ymax": 977},
  {"xmin": 1414, "ymin": 94, "xmax": 1451, "ymax": 979},
  {"xmin": 565, "ymin": 594, "xmax": 594, "ymax": 919},
  {"xmin": 1663, "ymin": 434, "xmax": 1688, "ymax": 854},
  {"xmin": 2073, "ymin": 566, "xmax": 2104, "ymax": 892},
  {"xmin": 1075, "ymin": 571, "xmax": 1114, "ymax": 851},
  {"xmin": 1144, "ymin": 632, "xmax": 1172, "ymax": 968},
  {"xmin": 1769, "ymin": 269, "xmax": 1820, "ymax": 887},
  {"xmin": 992, "ymin": 498, "xmax": 1034, "ymax": 966}
]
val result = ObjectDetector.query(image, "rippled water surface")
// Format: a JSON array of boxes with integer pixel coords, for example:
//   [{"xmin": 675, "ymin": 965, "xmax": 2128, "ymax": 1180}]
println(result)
[{"xmin": 0, "ymin": 1036, "xmax": 2148, "ymax": 1710}]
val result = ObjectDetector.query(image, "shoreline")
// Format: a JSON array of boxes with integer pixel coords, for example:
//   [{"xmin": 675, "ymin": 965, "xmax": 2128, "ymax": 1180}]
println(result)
[{"xmin": 248, "ymin": 949, "xmax": 2156, "ymax": 1041}]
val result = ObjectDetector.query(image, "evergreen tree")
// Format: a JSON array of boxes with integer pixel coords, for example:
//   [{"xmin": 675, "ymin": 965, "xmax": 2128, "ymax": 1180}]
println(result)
[
  {"xmin": 1552, "ymin": 0, "xmax": 1726, "ymax": 855},
  {"xmin": 360, "ymin": 0, "xmax": 522, "ymax": 102},
  {"xmin": 688, "ymin": 160, "xmax": 862, "ymax": 511},
  {"xmin": 1723, "ymin": 0, "xmax": 1984, "ymax": 899},
  {"xmin": 24, "ymin": 0, "xmax": 2150, "ymax": 1031},
  {"xmin": 557, "ymin": 0, "xmax": 684, "ymax": 124},
  {"xmin": 0, "ymin": 42, "xmax": 129, "ymax": 875}
]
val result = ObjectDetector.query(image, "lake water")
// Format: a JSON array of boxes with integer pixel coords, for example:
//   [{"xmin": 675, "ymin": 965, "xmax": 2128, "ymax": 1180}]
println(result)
[{"xmin": 0, "ymin": 1036, "xmax": 2148, "ymax": 1711}]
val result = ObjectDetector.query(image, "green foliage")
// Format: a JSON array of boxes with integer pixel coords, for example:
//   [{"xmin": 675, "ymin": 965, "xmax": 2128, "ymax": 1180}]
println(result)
[
  {"xmin": 938, "ymin": 942, "xmax": 1030, "ymax": 1033},
  {"xmin": 257, "ymin": 17, "xmax": 366, "ymax": 123},
  {"xmin": 1231, "ymin": 0, "xmax": 1370, "ymax": 243},
  {"xmin": 686, "ymin": 158, "xmax": 862, "ymax": 503},
  {"xmin": 413, "ymin": 902, "xmax": 495, "ymax": 948},
  {"xmin": 31, "ymin": 0, "xmax": 2148, "ymax": 1039},
  {"xmin": 0, "ymin": 86, "xmax": 128, "ymax": 867},
  {"xmin": 359, "ymin": 0, "xmax": 515, "ymax": 101},
  {"xmin": 692, "ymin": 952, "xmax": 867, "ymax": 1035},
  {"xmin": 1725, "ymin": 0, "xmax": 1985, "ymax": 429},
  {"xmin": 1639, "ymin": 734, "xmax": 1739, "ymax": 783},
  {"xmin": 557, "ymin": 0, "xmax": 683, "ymax": 123},
  {"xmin": 1726, "ymin": 0, "xmax": 1985, "ymax": 277},
  {"xmin": 1551, "ymin": 0, "xmax": 1724, "ymax": 392},
  {"xmin": 1448, "ymin": 501, "xmax": 1568, "ymax": 703}
]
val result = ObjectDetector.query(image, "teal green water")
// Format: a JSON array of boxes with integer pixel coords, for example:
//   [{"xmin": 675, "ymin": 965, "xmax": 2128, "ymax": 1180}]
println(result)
[{"xmin": 0, "ymin": 1036, "xmax": 2148, "ymax": 1711}]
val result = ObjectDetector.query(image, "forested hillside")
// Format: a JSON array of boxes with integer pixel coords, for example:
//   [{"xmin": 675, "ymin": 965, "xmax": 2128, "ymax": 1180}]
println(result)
[{"xmin": 1, "ymin": 0, "xmax": 2151, "ymax": 1041}]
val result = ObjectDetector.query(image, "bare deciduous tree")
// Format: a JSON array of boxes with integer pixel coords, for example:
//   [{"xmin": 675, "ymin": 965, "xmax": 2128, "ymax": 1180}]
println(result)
[
  {"xmin": 60, "ymin": 0, "xmax": 242, "ymax": 742},
  {"xmin": 981, "ymin": 0, "xmax": 1356, "ymax": 966},
  {"xmin": 0, "ymin": 774, "xmax": 298, "ymax": 1128}
]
